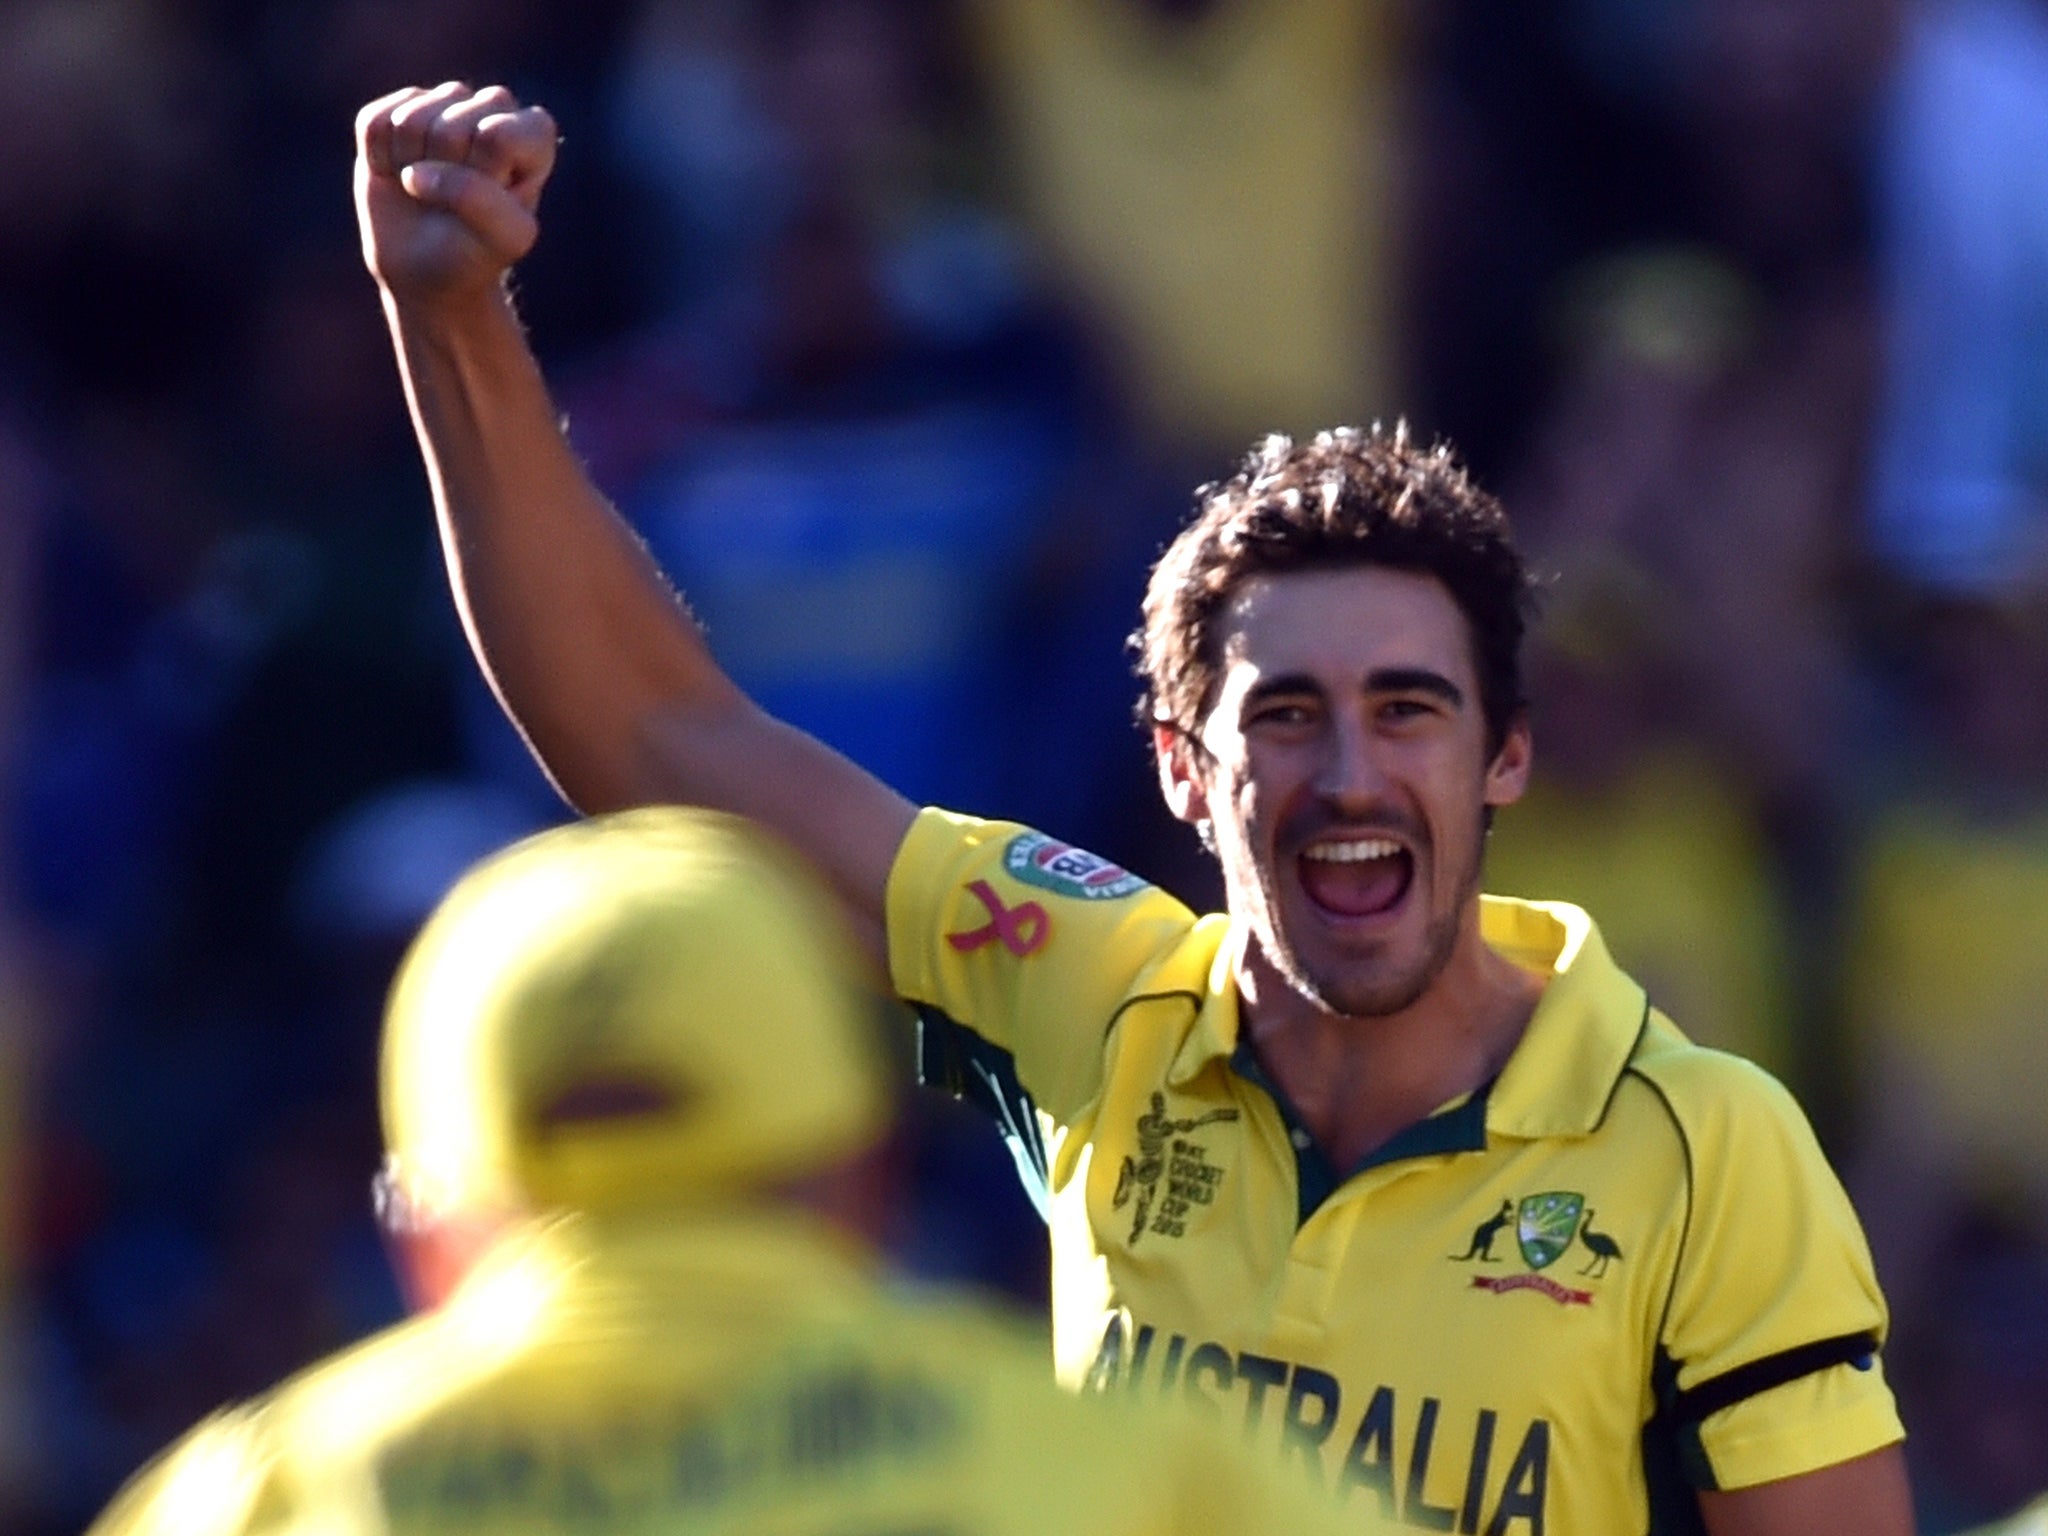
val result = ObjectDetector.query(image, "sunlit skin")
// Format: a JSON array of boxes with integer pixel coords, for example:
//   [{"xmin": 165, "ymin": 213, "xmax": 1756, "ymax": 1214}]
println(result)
[{"xmin": 1157, "ymin": 566, "xmax": 1541, "ymax": 1169}]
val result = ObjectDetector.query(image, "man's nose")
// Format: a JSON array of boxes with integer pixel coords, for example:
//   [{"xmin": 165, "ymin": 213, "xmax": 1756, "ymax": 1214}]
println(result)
[{"xmin": 1312, "ymin": 715, "xmax": 1390, "ymax": 808}]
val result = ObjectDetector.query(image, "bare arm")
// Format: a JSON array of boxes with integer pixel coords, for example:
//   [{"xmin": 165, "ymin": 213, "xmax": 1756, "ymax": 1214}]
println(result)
[
  {"xmin": 352, "ymin": 84, "xmax": 914, "ymax": 954},
  {"xmin": 1699, "ymin": 1444, "xmax": 1915, "ymax": 1536}
]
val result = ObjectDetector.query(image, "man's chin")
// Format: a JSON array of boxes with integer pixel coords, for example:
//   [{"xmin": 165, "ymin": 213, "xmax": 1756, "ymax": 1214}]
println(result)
[
  {"xmin": 1285, "ymin": 958, "xmax": 1433, "ymax": 1021},
  {"xmin": 1276, "ymin": 893, "xmax": 1469, "ymax": 1020}
]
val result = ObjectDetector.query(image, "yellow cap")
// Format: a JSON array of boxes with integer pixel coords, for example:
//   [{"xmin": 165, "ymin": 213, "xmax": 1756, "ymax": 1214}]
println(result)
[{"xmin": 379, "ymin": 807, "xmax": 891, "ymax": 1218}]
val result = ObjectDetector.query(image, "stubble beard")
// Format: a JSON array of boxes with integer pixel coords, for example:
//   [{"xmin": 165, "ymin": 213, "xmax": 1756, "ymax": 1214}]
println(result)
[
  {"xmin": 1251, "ymin": 820, "xmax": 1487, "ymax": 1021},
  {"xmin": 1285, "ymin": 903, "xmax": 1463, "ymax": 1017}
]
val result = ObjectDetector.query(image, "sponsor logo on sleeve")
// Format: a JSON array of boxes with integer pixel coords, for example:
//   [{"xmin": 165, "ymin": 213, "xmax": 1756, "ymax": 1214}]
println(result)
[{"xmin": 1003, "ymin": 832, "xmax": 1147, "ymax": 901}]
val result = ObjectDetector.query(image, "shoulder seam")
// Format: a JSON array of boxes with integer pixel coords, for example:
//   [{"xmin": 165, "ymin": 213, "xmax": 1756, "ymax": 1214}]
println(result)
[
  {"xmin": 1102, "ymin": 988, "xmax": 1204, "ymax": 1043},
  {"xmin": 1629, "ymin": 1065, "xmax": 1696, "ymax": 1361},
  {"xmin": 900, "ymin": 986, "xmax": 1205, "ymax": 1048},
  {"xmin": 1592, "ymin": 996, "xmax": 1653, "ymax": 1134}
]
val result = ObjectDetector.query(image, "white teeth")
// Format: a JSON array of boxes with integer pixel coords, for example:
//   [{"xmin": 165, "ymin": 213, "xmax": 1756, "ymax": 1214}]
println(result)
[{"xmin": 1303, "ymin": 838, "xmax": 1402, "ymax": 864}]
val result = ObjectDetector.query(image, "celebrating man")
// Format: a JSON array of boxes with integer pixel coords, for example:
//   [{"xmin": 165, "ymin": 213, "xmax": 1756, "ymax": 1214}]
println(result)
[{"xmin": 353, "ymin": 81, "xmax": 1912, "ymax": 1535}]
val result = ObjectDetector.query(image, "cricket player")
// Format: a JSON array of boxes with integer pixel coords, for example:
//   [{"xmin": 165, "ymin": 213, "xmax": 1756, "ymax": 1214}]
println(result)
[
  {"xmin": 354, "ymin": 80, "xmax": 1914, "ymax": 1535},
  {"xmin": 85, "ymin": 808, "xmax": 1367, "ymax": 1535}
]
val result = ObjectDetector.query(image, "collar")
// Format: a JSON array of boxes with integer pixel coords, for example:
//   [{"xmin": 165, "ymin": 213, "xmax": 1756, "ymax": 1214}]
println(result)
[
  {"xmin": 1164, "ymin": 897, "xmax": 1647, "ymax": 1142},
  {"xmin": 1479, "ymin": 897, "xmax": 1648, "ymax": 1140}
]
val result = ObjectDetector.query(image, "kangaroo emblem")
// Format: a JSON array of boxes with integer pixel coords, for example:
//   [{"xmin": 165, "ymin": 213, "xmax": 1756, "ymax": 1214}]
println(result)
[{"xmin": 1451, "ymin": 1199, "xmax": 1515, "ymax": 1262}]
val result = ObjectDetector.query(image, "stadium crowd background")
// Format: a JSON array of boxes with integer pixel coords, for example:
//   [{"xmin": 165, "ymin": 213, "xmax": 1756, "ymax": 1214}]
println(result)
[{"xmin": 1, "ymin": 0, "xmax": 2045, "ymax": 1529}]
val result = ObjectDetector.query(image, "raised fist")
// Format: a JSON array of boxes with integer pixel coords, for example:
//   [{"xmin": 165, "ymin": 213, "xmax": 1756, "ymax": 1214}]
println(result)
[{"xmin": 353, "ymin": 82, "xmax": 558, "ymax": 305}]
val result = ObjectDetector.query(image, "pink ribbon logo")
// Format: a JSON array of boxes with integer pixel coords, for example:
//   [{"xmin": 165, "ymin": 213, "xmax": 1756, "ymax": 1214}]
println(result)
[{"xmin": 947, "ymin": 880, "xmax": 1050, "ymax": 957}]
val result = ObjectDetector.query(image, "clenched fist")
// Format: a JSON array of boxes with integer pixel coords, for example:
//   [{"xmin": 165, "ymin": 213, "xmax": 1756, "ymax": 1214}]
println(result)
[{"xmin": 354, "ymin": 82, "xmax": 558, "ymax": 305}]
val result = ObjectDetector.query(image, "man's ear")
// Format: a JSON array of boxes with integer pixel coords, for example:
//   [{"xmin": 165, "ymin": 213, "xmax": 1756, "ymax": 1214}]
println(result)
[
  {"xmin": 1153, "ymin": 723, "xmax": 1211, "ymax": 826},
  {"xmin": 1483, "ymin": 713, "xmax": 1533, "ymax": 810}
]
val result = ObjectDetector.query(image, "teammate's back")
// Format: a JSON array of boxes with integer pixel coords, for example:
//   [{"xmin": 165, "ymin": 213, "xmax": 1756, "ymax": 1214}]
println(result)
[
  {"xmin": 94, "ymin": 1207, "xmax": 1335, "ymax": 1536},
  {"xmin": 85, "ymin": 808, "xmax": 1361, "ymax": 1536}
]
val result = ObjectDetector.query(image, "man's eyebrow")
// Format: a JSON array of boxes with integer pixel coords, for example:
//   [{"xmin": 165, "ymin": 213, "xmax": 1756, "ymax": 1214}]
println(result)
[
  {"xmin": 1240, "ymin": 673, "xmax": 1324, "ymax": 710},
  {"xmin": 1365, "ymin": 667, "xmax": 1466, "ymax": 707}
]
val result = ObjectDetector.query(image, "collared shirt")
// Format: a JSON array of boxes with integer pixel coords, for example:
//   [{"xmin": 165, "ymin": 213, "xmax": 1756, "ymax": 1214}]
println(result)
[{"xmin": 891, "ymin": 808, "xmax": 1905, "ymax": 1533}]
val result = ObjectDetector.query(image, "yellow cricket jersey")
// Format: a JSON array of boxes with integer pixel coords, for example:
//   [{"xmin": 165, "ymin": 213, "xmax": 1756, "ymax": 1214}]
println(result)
[
  {"xmin": 889, "ymin": 809, "xmax": 1906, "ymax": 1534},
  {"xmin": 86, "ymin": 1207, "xmax": 1355, "ymax": 1536}
]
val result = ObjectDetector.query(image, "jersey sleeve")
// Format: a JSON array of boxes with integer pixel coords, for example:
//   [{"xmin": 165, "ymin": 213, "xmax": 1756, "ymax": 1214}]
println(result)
[
  {"xmin": 886, "ymin": 808, "xmax": 1199, "ymax": 1126},
  {"xmin": 1651, "ymin": 1054, "xmax": 1905, "ymax": 1490}
]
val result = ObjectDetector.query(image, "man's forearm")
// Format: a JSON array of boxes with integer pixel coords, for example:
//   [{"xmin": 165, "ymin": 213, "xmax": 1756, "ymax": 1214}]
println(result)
[
  {"xmin": 355, "ymin": 84, "xmax": 916, "ymax": 951},
  {"xmin": 1698, "ymin": 1445, "xmax": 1915, "ymax": 1536},
  {"xmin": 384, "ymin": 284, "xmax": 742, "ymax": 813}
]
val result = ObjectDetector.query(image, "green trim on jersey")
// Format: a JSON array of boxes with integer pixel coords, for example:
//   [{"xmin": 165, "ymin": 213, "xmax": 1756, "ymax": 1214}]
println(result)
[
  {"xmin": 1644, "ymin": 1346, "xmax": 1715, "ymax": 1534},
  {"xmin": 917, "ymin": 1004, "xmax": 1053, "ymax": 1221},
  {"xmin": 889, "ymin": 808, "xmax": 1906, "ymax": 1533},
  {"xmin": 1228, "ymin": 1038, "xmax": 1492, "ymax": 1226}
]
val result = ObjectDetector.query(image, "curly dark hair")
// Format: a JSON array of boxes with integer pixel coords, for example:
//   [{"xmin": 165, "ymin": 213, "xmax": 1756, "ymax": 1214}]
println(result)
[{"xmin": 1134, "ymin": 424, "xmax": 1536, "ymax": 756}]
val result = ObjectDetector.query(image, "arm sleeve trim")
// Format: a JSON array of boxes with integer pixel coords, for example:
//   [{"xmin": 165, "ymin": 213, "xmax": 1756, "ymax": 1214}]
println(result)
[
  {"xmin": 1670, "ymin": 1332, "xmax": 1881, "ymax": 1427},
  {"xmin": 914, "ymin": 1003, "xmax": 1052, "ymax": 1222}
]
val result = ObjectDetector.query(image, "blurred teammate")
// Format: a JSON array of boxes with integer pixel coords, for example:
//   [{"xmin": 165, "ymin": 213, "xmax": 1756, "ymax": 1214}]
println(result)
[
  {"xmin": 85, "ymin": 807, "xmax": 1364, "ymax": 1536},
  {"xmin": 355, "ymin": 82, "xmax": 1914, "ymax": 1534}
]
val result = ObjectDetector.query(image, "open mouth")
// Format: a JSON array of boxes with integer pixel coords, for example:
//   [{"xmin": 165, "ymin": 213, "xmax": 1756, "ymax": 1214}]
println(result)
[{"xmin": 1299, "ymin": 836, "xmax": 1413, "ymax": 919}]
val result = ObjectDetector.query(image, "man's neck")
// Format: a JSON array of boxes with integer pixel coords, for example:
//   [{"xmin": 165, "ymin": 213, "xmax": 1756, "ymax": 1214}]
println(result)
[{"xmin": 1234, "ymin": 913, "xmax": 1545, "ymax": 1173}]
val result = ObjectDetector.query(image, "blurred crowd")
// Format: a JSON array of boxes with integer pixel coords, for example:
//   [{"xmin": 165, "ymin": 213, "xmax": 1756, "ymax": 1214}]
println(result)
[{"xmin": 2, "ymin": 0, "xmax": 2046, "ymax": 1530}]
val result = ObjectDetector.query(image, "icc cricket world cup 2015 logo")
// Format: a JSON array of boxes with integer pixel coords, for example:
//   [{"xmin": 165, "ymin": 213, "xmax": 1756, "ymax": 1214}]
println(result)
[{"xmin": 1113, "ymin": 1092, "xmax": 1239, "ymax": 1246}]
